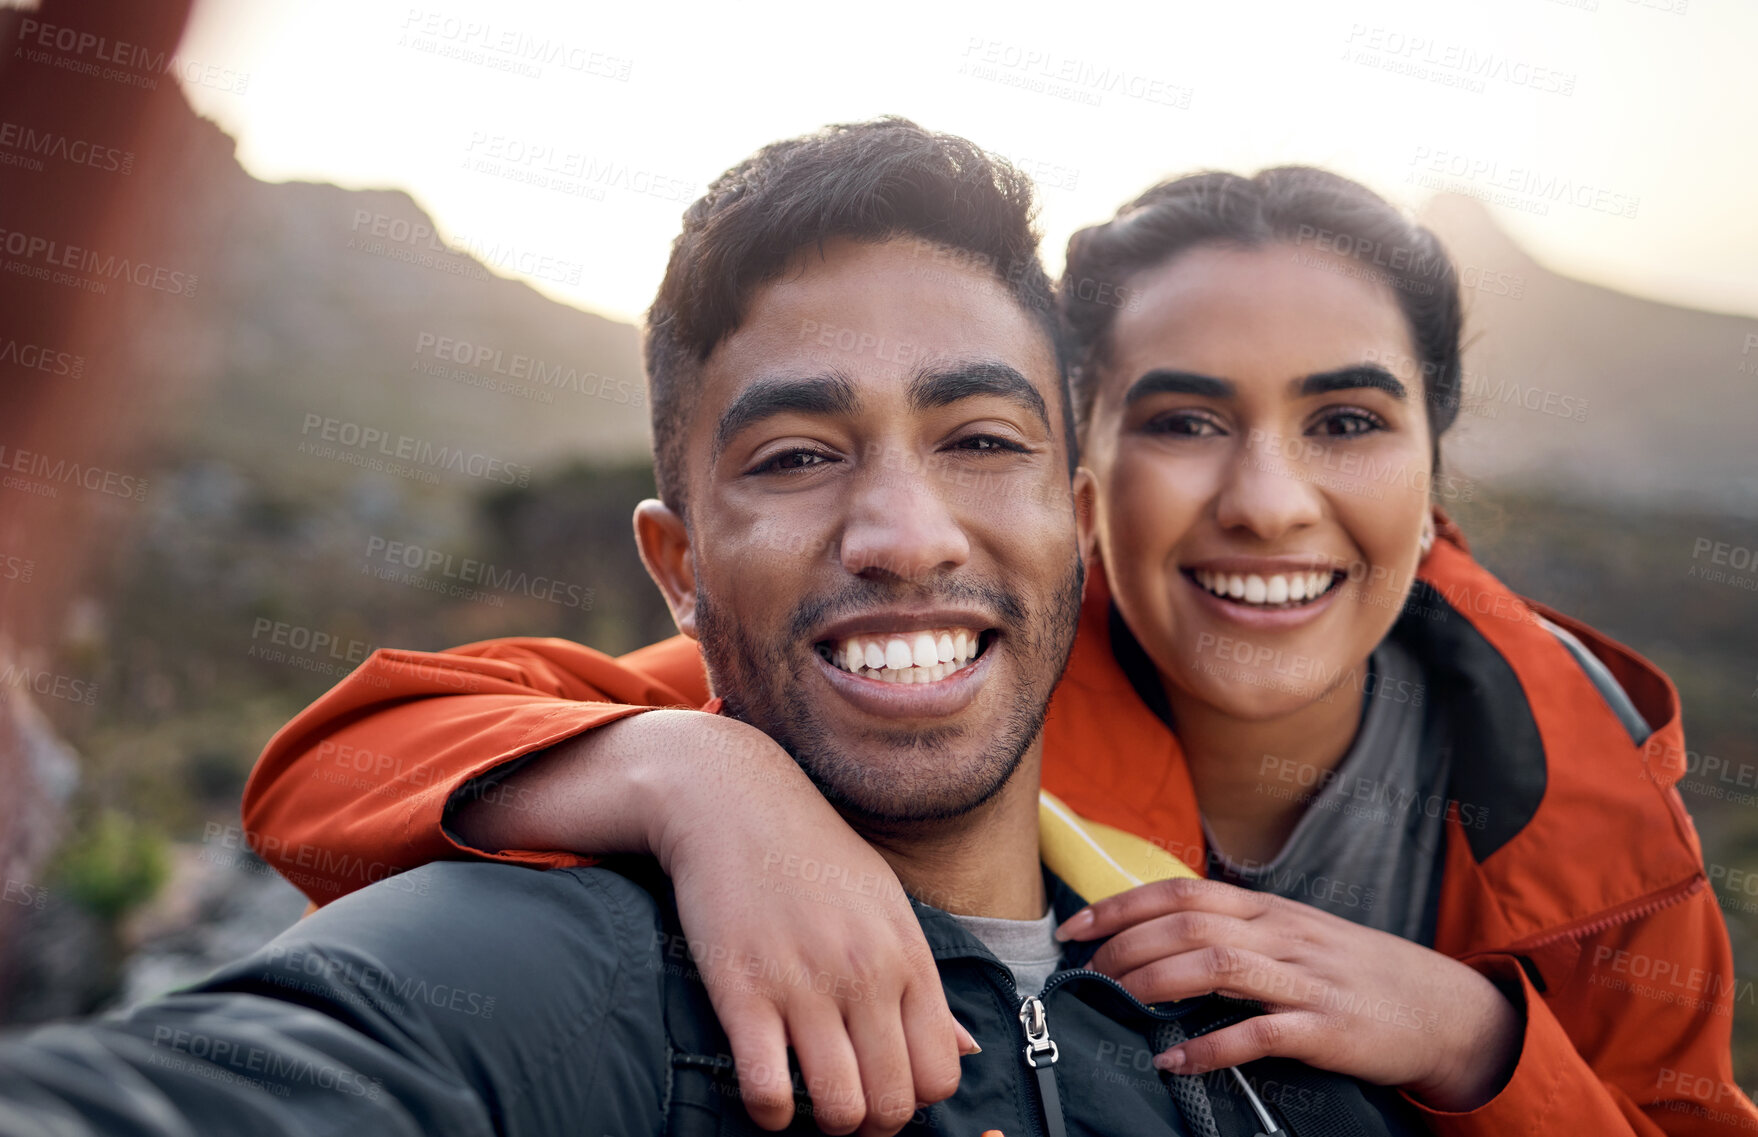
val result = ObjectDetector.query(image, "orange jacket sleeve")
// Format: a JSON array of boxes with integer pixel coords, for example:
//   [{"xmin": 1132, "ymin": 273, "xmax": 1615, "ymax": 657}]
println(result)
[
  {"xmin": 240, "ymin": 635, "xmax": 709, "ymax": 905},
  {"xmin": 1409, "ymin": 884, "xmax": 1758, "ymax": 1135}
]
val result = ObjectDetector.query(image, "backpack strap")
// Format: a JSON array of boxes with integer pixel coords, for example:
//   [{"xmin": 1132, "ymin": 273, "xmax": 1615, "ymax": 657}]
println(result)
[{"xmin": 1169, "ymin": 1000, "xmax": 1426, "ymax": 1137}]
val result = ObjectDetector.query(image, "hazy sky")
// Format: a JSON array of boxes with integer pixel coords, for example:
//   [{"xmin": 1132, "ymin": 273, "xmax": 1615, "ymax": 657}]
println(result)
[{"xmin": 174, "ymin": 0, "xmax": 1756, "ymax": 325}]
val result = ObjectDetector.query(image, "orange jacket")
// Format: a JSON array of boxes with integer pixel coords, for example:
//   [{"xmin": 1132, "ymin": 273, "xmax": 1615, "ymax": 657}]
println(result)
[{"xmin": 244, "ymin": 527, "xmax": 1756, "ymax": 1135}]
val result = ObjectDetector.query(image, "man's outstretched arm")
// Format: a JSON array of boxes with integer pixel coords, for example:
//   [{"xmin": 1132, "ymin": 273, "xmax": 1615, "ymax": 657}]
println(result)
[{"xmin": 0, "ymin": 862, "xmax": 669, "ymax": 1137}]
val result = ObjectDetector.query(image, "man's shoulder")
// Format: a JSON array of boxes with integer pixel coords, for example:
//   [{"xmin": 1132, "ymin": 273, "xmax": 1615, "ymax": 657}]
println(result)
[
  {"xmin": 310, "ymin": 859, "xmax": 667, "ymax": 946},
  {"xmin": 229, "ymin": 861, "xmax": 673, "ymax": 1019},
  {"xmin": 163, "ymin": 861, "xmax": 676, "ymax": 1136}
]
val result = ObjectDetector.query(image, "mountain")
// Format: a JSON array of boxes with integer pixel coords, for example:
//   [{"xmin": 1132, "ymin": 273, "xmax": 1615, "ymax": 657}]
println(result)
[
  {"xmin": 1420, "ymin": 195, "xmax": 1758, "ymax": 515},
  {"xmin": 152, "ymin": 96, "xmax": 1755, "ymax": 515},
  {"xmin": 152, "ymin": 111, "xmax": 653, "ymax": 499}
]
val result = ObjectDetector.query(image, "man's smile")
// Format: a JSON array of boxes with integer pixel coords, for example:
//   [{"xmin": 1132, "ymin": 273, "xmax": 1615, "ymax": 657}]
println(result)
[
  {"xmin": 805, "ymin": 607, "xmax": 1006, "ymax": 720},
  {"xmin": 816, "ymin": 625, "xmax": 993, "ymax": 684}
]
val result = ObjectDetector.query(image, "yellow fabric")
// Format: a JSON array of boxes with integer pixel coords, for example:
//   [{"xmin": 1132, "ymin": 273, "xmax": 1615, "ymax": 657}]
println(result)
[{"xmin": 1037, "ymin": 789, "xmax": 1199, "ymax": 904}]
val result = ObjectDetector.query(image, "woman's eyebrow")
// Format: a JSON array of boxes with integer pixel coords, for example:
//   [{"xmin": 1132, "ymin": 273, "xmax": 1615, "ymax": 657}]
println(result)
[
  {"xmin": 1294, "ymin": 365, "xmax": 1408, "ymax": 400},
  {"xmin": 1125, "ymin": 369, "xmax": 1234, "ymax": 405}
]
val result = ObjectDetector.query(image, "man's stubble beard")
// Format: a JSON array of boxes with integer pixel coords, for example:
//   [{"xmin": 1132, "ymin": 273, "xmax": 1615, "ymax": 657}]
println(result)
[{"xmin": 694, "ymin": 554, "xmax": 1086, "ymax": 827}]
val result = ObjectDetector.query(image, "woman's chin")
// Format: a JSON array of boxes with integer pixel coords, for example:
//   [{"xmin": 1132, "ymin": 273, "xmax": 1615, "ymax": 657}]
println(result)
[{"xmin": 1180, "ymin": 672, "xmax": 1338, "ymax": 722}]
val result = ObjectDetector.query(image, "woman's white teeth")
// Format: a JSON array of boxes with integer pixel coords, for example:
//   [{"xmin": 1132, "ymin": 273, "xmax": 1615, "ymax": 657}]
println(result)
[
  {"xmin": 824, "ymin": 627, "xmax": 985, "ymax": 683},
  {"xmin": 1194, "ymin": 569, "xmax": 1333, "ymax": 607}
]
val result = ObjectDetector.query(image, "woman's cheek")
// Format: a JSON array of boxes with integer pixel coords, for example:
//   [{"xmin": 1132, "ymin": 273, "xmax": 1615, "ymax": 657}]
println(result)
[{"xmin": 1330, "ymin": 475, "xmax": 1428, "ymax": 616}]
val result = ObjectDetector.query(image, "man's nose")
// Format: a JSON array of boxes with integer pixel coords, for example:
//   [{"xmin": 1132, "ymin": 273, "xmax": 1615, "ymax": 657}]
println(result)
[{"xmin": 838, "ymin": 463, "xmax": 971, "ymax": 583}]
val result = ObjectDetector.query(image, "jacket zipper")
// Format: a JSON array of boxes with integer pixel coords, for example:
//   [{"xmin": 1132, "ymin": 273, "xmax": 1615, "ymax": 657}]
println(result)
[
  {"xmin": 987, "ymin": 961, "xmax": 1285, "ymax": 1136},
  {"xmin": 1502, "ymin": 874, "xmax": 1703, "ymax": 954},
  {"xmin": 1017, "ymin": 995, "xmax": 1067, "ymax": 1137}
]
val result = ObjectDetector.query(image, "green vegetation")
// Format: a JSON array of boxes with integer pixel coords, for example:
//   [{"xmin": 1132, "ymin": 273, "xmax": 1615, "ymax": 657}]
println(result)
[{"xmin": 52, "ymin": 810, "xmax": 169, "ymax": 923}]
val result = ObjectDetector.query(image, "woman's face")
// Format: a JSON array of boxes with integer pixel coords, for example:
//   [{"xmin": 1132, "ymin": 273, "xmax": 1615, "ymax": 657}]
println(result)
[{"xmin": 1082, "ymin": 242, "xmax": 1434, "ymax": 719}]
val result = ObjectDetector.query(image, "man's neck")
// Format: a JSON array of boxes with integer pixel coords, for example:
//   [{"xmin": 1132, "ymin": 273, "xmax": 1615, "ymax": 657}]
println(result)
[{"xmin": 858, "ymin": 748, "xmax": 1047, "ymax": 920}]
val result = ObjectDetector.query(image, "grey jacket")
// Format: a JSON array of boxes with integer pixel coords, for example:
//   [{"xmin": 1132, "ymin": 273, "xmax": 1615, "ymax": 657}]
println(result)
[{"xmin": 0, "ymin": 860, "xmax": 1418, "ymax": 1136}]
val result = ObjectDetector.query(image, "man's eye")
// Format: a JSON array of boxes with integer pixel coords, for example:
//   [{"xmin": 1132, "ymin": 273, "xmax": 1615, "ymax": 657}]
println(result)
[
  {"xmin": 1145, "ymin": 412, "xmax": 1224, "ymax": 437},
  {"xmin": 752, "ymin": 449, "xmax": 835, "ymax": 474},
  {"xmin": 1311, "ymin": 409, "xmax": 1386, "ymax": 437},
  {"xmin": 953, "ymin": 434, "xmax": 1028, "ymax": 453}
]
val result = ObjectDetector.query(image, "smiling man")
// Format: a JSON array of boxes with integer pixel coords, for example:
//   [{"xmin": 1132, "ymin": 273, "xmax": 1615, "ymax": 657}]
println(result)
[{"xmin": 0, "ymin": 120, "xmax": 1413, "ymax": 1137}]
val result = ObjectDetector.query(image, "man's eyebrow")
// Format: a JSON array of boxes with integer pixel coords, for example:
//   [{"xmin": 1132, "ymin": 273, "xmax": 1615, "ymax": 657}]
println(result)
[
  {"xmin": 1294, "ymin": 365, "xmax": 1408, "ymax": 401},
  {"xmin": 713, "ymin": 373, "xmax": 860, "ymax": 457},
  {"xmin": 907, "ymin": 361, "xmax": 1050, "ymax": 430},
  {"xmin": 1124, "ymin": 369, "xmax": 1235, "ymax": 405}
]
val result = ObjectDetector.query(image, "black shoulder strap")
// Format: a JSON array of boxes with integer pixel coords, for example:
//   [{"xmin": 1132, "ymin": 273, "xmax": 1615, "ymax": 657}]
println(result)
[
  {"xmin": 1233, "ymin": 1059, "xmax": 1426, "ymax": 1137},
  {"xmin": 1172, "ymin": 999, "xmax": 1426, "ymax": 1137}
]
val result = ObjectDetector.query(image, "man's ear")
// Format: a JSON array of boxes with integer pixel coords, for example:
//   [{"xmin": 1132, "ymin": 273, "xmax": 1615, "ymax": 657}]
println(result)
[
  {"xmin": 633, "ymin": 499, "xmax": 699, "ymax": 641},
  {"xmin": 1071, "ymin": 467, "xmax": 1098, "ymax": 567}
]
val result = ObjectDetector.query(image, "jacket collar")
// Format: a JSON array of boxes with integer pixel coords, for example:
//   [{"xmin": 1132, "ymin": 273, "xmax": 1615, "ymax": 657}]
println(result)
[{"xmin": 910, "ymin": 867, "xmax": 1104, "ymax": 972}]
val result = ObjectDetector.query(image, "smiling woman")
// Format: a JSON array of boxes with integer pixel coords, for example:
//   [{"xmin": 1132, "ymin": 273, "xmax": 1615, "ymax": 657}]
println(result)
[
  {"xmin": 1068, "ymin": 170, "xmax": 1452, "ymax": 785},
  {"xmin": 1036, "ymin": 168, "xmax": 1749, "ymax": 1125}
]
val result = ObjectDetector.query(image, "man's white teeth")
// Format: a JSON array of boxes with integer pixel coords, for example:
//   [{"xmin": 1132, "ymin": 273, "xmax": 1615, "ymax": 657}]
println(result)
[
  {"xmin": 823, "ymin": 627, "xmax": 985, "ymax": 684},
  {"xmin": 1194, "ymin": 569, "xmax": 1334, "ymax": 607}
]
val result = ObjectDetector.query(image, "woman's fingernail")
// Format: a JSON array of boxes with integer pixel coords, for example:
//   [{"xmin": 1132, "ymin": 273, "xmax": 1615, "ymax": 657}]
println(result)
[
  {"xmin": 954, "ymin": 1017, "xmax": 982, "ymax": 1055},
  {"xmin": 1154, "ymin": 1048, "xmax": 1186, "ymax": 1072},
  {"xmin": 1054, "ymin": 908, "xmax": 1094, "ymax": 941}
]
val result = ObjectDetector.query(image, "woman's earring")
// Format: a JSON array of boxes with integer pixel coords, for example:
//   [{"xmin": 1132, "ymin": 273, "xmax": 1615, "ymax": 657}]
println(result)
[{"xmin": 1419, "ymin": 522, "xmax": 1435, "ymax": 559}]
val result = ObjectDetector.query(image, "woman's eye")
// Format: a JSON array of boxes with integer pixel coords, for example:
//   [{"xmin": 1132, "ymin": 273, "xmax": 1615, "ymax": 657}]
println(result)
[
  {"xmin": 1145, "ymin": 412, "xmax": 1224, "ymax": 437},
  {"xmin": 752, "ymin": 449, "xmax": 834, "ymax": 474},
  {"xmin": 1311, "ymin": 409, "xmax": 1386, "ymax": 437}
]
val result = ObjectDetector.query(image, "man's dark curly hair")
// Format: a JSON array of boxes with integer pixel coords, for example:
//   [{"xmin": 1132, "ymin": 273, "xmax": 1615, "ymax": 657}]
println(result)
[{"xmin": 643, "ymin": 117, "xmax": 1071, "ymax": 514}]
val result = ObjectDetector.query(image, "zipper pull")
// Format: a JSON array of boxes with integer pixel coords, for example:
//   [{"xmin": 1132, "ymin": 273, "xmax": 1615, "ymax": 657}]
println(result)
[
  {"xmin": 1017, "ymin": 997, "xmax": 1067, "ymax": 1137},
  {"xmin": 1018, "ymin": 996, "xmax": 1059, "ymax": 1068}
]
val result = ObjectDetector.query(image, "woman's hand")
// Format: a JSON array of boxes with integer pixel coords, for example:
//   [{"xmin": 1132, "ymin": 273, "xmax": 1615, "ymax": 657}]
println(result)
[{"xmin": 1057, "ymin": 877, "xmax": 1522, "ymax": 1112}]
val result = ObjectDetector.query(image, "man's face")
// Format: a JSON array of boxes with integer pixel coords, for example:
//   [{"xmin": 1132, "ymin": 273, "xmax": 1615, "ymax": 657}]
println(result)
[{"xmin": 673, "ymin": 237, "xmax": 1088, "ymax": 826}]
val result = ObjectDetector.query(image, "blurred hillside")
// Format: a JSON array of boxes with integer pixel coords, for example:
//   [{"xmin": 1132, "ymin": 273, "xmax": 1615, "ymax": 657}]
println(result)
[
  {"xmin": 160, "ymin": 114, "xmax": 651, "ymax": 487},
  {"xmin": 1422, "ymin": 193, "xmax": 1758, "ymax": 516},
  {"xmin": 4, "ymin": 87, "xmax": 1756, "ymax": 1080}
]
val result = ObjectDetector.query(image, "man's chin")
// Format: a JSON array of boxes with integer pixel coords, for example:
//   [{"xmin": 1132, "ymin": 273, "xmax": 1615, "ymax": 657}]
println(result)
[{"xmin": 796, "ymin": 739, "xmax": 1028, "ymax": 828}]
